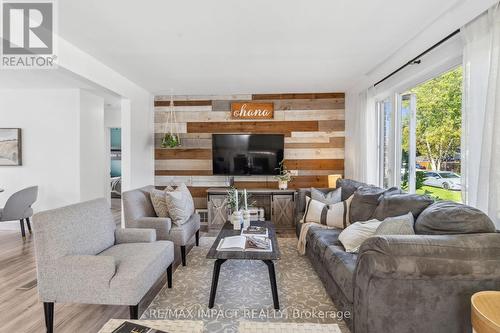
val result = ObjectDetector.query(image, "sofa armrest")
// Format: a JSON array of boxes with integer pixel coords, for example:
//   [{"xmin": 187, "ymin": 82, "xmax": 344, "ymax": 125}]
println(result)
[
  {"xmin": 353, "ymin": 234, "xmax": 500, "ymax": 333},
  {"xmin": 129, "ymin": 217, "xmax": 172, "ymax": 240},
  {"xmin": 115, "ymin": 228, "xmax": 156, "ymax": 244},
  {"xmin": 357, "ymin": 233, "xmax": 500, "ymax": 277}
]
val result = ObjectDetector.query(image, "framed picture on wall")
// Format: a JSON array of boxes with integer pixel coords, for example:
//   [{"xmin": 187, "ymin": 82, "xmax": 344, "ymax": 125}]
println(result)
[{"xmin": 0, "ymin": 128, "xmax": 22, "ymax": 166}]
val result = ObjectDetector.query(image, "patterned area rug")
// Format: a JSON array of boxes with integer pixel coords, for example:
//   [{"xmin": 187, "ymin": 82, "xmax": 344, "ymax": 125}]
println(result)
[{"xmin": 143, "ymin": 237, "xmax": 351, "ymax": 333}]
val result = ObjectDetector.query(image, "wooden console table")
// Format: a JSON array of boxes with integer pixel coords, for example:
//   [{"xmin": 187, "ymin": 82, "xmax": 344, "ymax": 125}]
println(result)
[
  {"xmin": 207, "ymin": 188, "xmax": 296, "ymax": 229},
  {"xmin": 472, "ymin": 291, "xmax": 500, "ymax": 333}
]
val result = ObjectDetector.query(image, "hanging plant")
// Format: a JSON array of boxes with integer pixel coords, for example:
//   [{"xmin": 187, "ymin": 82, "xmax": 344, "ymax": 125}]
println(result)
[
  {"xmin": 161, "ymin": 92, "xmax": 181, "ymax": 148},
  {"xmin": 161, "ymin": 133, "xmax": 180, "ymax": 148}
]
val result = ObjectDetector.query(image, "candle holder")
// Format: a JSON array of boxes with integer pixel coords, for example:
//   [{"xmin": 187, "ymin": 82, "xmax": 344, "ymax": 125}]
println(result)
[
  {"xmin": 242, "ymin": 209, "xmax": 251, "ymax": 229},
  {"xmin": 231, "ymin": 210, "xmax": 242, "ymax": 230}
]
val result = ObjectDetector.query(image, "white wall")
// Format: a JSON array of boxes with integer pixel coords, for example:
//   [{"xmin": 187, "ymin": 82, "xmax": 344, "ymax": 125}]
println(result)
[
  {"xmin": 0, "ymin": 89, "xmax": 110, "ymax": 220},
  {"xmin": 0, "ymin": 89, "xmax": 81, "ymax": 212},
  {"xmin": 79, "ymin": 90, "xmax": 106, "ymax": 201}
]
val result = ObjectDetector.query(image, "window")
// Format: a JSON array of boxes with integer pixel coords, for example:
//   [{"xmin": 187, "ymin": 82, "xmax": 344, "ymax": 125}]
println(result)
[{"xmin": 396, "ymin": 66, "xmax": 463, "ymax": 202}]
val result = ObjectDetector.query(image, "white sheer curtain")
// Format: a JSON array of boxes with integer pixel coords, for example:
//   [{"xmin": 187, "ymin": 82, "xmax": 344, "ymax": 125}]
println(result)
[
  {"xmin": 462, "ymin": 4, "xmax": 500, "ymax": 227},
  {"xmin": 345, "ymin": 87, "xmax": 378, "ymax": 185}
]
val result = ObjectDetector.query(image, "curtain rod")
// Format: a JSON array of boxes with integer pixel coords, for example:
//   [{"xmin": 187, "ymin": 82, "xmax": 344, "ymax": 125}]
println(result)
[{"xmin": 373, "ymin": 29, "xmax": 461, "ymax": 87}]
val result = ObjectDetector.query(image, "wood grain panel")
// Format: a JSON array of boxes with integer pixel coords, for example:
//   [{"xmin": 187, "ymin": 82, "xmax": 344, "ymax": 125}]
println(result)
[
  {"xmin": 318, "ymin": 120, "xmax": 345, "ymax": 131},
  {"xmin": 155, "ymin": 149, "xmax": 212, "ymax": 160},
  {"xmin": 155, "ymin": 159, "xmax": 211, "ymax": 170},
  {"xmin": 186, "ymin": 121, "xmax": 318, "ymax": 135},
  {"xmin": 284, "ymin": 159, "xmax": 344, "ymax": 170},
  {"xmin": 212, "ymin": 99, "xmax": 344, "ymax": 111},
  {"xmin": 252, "ymin": 93, "xmax": 344, "ymax": 100},
  {"xmin": 284, "ymin": 148, "xmax": 344, "ymax": 159},
  {"xmin": 289, "ymin": 176, "xmax": 329, "ymax": 188},
  {"xmin": 154, "ymin": 100, "xmax": 212, "ymax": 107},
  {"xmin": 285, "ymin": 137, "xmax": 345, "ymax": 149},
  {"xmin": 155, "ymin": 170, "xmax": 213, "ymax": 176},
  {"xmin": 187, "ymin": 187, "xmax": 209, "ymax": 197}
]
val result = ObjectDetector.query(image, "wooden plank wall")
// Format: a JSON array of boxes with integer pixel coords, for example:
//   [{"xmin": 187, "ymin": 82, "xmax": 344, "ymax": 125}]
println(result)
[{"xmin": 154, "ymin": 92, "xmax": 345, "ymax": 209}]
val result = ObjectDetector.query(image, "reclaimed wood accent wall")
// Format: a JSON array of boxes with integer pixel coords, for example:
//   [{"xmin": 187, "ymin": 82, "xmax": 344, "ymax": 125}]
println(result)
[{"xmin": 154, "ymin": 92, "xmax": 345, "ymax": 209}]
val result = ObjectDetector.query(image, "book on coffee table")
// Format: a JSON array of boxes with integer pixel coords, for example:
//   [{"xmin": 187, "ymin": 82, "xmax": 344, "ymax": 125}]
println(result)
[
  {"xmin": 111, "ymin": 321, "xmax": 169, "ymax": 333},
  {"xmin": 241, "ymin": 226, "xmax": 268, "ymax": 237},
  {"xmin": 216, "ymin": 235, "xmax": 272, "ymax": 252}
]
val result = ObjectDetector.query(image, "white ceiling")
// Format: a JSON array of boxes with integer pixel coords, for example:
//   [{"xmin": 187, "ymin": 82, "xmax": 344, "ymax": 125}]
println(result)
[{"xmin": 58, "ymin": 0, "xmax": 464, "ymax": 95}]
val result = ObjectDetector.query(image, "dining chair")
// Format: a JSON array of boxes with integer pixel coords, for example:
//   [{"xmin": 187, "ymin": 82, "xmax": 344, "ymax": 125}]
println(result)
[{"xmin": 0, "ymin": 186, "xmax": 38, "ymax": 239}]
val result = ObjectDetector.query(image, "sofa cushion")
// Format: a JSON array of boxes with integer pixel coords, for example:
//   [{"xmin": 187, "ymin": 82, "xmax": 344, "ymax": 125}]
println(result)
[
  {"xmin": 372, "ymin": 193, "xmax": 434, "ymax": 220},
  {"xmin": 415, "ymin": 201, "xmax": 496, "ymax": 235},
  {"xmin": 306, "ymin": 226, "xmax": 342, "ymax": 260},
  {"xmin": 98, "ymin": 240, "xmax": 174, "ymax": 305},
  {"xmin": 350, "ymin": 186, "xmax": 400, "ymax": 222},
  {"xmin": 296, "ymin": 188, "xmax": 331, "ymax": 215},
  {"xmin": 311, "ymin": 187, "xmax": 342, "ymax": 205},
  {"xmin": 323, "ymin": 245, "xmax": 358, "ymax": 303},
  {"xmin": 336, "ymin": 179, "xmax": 367, "ymax": 201}
]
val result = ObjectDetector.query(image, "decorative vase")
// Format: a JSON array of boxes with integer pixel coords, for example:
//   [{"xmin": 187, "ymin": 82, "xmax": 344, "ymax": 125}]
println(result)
[
  {"xmin": 278, "ymin": 180, "xmax": 288, "ymax": 190},
  {"xmin": 242, "ymin": 210, "xmax": 251, "ymax": 229},
  {"xmin": 231, "ymin": 210, "xmax": 242, "ymax": 230}
]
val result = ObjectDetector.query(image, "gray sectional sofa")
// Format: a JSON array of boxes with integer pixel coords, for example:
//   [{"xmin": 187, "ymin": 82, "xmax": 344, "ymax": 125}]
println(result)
[{"xmin": 295, "ymin": 179, "xmax": 500, "ymax": 333}]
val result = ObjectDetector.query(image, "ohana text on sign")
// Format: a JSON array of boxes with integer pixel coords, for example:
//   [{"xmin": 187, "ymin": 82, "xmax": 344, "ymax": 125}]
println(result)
[{"xmin": 231, "ymin": 103, "xmax": 274, "ymax": 120}]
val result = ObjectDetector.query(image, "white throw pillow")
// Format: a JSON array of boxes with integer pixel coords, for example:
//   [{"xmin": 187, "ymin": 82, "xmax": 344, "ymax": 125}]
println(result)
[
  {"xmin": 164, "ymin": 183, "xmax": 195, "ymax": 226},
  {"xmin": 375, "ymin": 212, "xmax": 415, "ymax": 235},
  {"xmin": 326, "ymin": 195, "xmax": 354, "ymax": 229},
  {"xmin": 149, "ymin": 186, "xmax": 173, "ymax": 217},
  {"xmin": 302, "ymin": 196, "xmax": 326, "ymax": 224},
  {"xmin": 338, "ymin": 219, "xmax": 382, "ymax": 253}
]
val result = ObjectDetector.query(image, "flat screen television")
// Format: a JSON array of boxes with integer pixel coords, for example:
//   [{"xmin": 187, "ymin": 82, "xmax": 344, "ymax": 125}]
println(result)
[{"xmin": 212, "ymin": 134, "xmax": 284, "ymax": 175}]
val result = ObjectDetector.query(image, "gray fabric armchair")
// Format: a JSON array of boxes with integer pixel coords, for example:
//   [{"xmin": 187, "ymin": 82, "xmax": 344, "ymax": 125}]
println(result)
[
  {"xmin": 123, "ymin": 185, "xmax": 200, "ymax": 266},
  {"xmin": 0, "ymin": 186, "xmax": 38, "ymax": 239},
  {"xmin": 33, "ymin": 198, "xmax": 174, "ymax": 333}
]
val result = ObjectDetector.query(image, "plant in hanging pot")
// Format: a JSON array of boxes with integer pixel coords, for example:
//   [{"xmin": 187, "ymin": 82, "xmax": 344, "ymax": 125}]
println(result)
[
  {"xmin": 161, "ymin": 133, "xmax": 180, "ymax": 148},
  {"xmin": 274, "ymin": 160, "xmax": 292, "ymax": 190}
]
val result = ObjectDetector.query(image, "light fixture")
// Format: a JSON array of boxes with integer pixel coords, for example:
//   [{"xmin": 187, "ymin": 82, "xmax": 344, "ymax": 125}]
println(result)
[{"xmin": 328, "ymin": 174, "xmax": 342, "ymax": 188}]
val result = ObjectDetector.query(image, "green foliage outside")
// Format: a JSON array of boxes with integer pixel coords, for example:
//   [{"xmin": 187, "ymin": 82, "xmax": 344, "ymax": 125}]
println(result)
[
  {"xmin": 416, "ymin": 186, "xmax": 462, "ymax": 202},
  {"xmin": 402, "ymin": 67, "xmax": 462, "ymax": 171}
]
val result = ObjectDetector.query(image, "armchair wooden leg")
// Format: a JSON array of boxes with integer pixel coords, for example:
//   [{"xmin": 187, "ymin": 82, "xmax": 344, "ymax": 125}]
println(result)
[
  {"xmin": 19, "ymin": 219, "xmax": 26, "ymax": 239},
  {"xmin": 25, "ymin": 217, "xmax": 32, "ymax": 234},
  {"xmin": 129, "ymin": 304, "xmax": 139, "ymax": 319},
  {"xmin": 43, "ymin": 302, "xmax": 54, "ymax": 333},
  {"xmin": 167, "ymin": 263, "xmax": 172, "ymax": 288},
  {"xmin": 195, "ymin": 230, "xmax": 200, "ymax": 246},
  {"xmin": 180, "ymin": 245, "xmax": 186, "ymax": 266}
]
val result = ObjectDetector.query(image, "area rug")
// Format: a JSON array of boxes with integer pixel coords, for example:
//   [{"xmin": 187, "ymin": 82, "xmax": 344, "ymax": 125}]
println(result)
[{"xmin": 143, "ymin": 237, "xmax": 351, "ymax": 333}]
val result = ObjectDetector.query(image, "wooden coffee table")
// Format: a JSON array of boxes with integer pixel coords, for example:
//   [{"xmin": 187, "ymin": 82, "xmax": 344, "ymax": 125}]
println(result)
[{"xmin": 206, "ymin": 220, "xmax": 281, "ymax": 309}]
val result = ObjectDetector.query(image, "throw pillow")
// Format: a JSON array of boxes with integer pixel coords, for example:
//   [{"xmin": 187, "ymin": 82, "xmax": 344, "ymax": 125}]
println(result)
[
  {"xmin": 372, "ymin": 193, "xmax": 434, "ymax": 220},
  {"xmin": 325, "ymin": 195, "xmax": 354, "ymax": 229},
  {"xmin": 375, "ymin": 212, "xmax": 415, "ymax": 235},
  {"xmin": 302, "ymin": 196, "xmax": 327, "ymax": 224},
  {"xmin": 336, "ymin": 178, "xmax": 367, "ymax": 201},
  {"xmin": 338, "ymin": 219, "xmax": 382, "ymax": 253},
  {"xmin": 311, "ymin": 187, "xmax": 342, "ymax": 205},
  {"xmin": 350, "ymin": 186, "xmax": 401, "ymax": 222},
  {"xmin": 415, "ymin": 201, "xmax": 495, "ymax": 235},
  {"xmin": 149, "ymin": 186, "xmax": 173, "ymax": 217},
  {"xmin": 164, "ymin": 183, "xmax": 195, "ymax": 226}
]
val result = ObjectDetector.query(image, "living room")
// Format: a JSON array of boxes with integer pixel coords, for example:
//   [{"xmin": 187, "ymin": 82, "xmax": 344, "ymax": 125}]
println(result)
[{"xmin": 0, "ymin": 1, "xmax": 499, "ymax": 333}]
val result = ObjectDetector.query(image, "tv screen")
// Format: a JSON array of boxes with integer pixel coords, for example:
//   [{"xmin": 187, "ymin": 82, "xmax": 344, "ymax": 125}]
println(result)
[{"xmin": 212, "ymin": 134, "xmax": 284, "ymax": 175}]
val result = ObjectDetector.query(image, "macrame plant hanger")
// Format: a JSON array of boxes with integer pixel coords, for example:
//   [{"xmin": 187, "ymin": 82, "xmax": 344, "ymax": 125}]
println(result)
[{"xmin": 162, "ymin": 91, "xmax": 181, "ymax": 148}]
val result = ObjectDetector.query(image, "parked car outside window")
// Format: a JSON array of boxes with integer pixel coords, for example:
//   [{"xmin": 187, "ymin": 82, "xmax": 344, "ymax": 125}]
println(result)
[{"xmin": 423, "ymin": 171, "xmax": 461, "ymax": 190}]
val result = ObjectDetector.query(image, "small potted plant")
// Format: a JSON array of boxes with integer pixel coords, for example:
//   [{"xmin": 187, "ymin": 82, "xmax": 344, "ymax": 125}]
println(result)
[
  {"xmin": 161, "ymin": 133, "xmax": 180, "ymax": 148},
  {"xmin": 274, "ymin": 160, "xmax": 292, "ymax": 190}
]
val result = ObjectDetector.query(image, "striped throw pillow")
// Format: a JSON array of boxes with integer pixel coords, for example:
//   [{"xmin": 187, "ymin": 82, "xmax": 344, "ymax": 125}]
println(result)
[{"xmin": 301, "ymin": 195, "xmax": 354, "ymax": 229}]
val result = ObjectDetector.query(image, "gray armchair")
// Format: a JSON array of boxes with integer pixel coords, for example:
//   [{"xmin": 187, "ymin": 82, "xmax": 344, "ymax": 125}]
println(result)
[
  {"xmin": 33, "ymin": 198, "xmax": 174, "ymax": 333},
  {"xmin": 0, "ymin": 186, "xmax": 38, "ymax": 239},
  {"xmin": 123, "ymin": 185, "xmax": 200, "ymax": 266}
]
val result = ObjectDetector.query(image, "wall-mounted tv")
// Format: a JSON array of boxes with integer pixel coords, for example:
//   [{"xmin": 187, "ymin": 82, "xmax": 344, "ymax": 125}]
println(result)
[{"xmin": 212, "ymin": 134, "xmax": 284, "ymax": 176}]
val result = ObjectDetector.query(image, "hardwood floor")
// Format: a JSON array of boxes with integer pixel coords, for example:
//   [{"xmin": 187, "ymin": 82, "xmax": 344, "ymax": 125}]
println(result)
[{"xmin": 0, "ymin": 206, "xmax": 296, "ymax": 332}]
